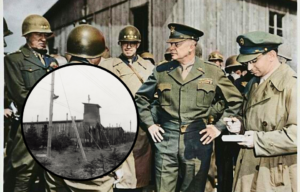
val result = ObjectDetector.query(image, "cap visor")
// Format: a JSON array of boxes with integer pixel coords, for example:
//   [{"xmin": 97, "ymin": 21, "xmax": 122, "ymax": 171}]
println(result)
[
  {"xmin": 166, "ymin": 38, "xmax": 186, "ymax": 43},
  {"xmin": 237, "ymin": 53, "xmax": 261, "ymax": 63}
]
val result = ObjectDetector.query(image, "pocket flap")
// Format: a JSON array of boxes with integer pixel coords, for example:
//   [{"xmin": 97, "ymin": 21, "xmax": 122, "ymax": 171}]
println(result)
[
  {"xmin": 197, "ymin": 83, "xmax": 215, "ymax": 93},
  {"xmin": 20, "ymin": 65, "xmax": 41, "ymax": 72},
  {"xmin": 158, "ymin": 83, "xmax": 172, "ymax": 91}
]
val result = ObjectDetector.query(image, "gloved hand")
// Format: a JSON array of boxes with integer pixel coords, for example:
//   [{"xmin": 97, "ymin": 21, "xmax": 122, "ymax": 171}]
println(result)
[{"xmin": 223, "ymin": 117, "xmax": 242, "ymax": 134}]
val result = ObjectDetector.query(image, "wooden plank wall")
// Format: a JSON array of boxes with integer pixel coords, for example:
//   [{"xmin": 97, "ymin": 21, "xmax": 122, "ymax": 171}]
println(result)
[
  {"xmin": 183, "ymin": 0, "xmax": 297, "ymax": 70},
  {"xmin": 50, "ymin": 0, "xmax": 297, "ymax": 70}
]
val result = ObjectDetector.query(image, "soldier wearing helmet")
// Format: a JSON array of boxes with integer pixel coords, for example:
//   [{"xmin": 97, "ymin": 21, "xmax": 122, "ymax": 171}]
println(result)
[
  {"xmin": 3, "ymin": 18, "xmax": 13, "ymax": 48},
  {"xmin": 208, "ymin": 51, "xmax": 224, "ymax": 68},
  {"xmin": 66, "ymin": 24, "xmax": 106, "ymax": 65},
  {"xmin": 141, "ymin": 52, "xmax": 155, "ymax": 65},
  {"xmin": 225, "ymin": 55, "xmax": 245, "ymax": 83},
  {"xmin": 4, "ymin": 14, "xmax": 58, "ymax": 192},
  {"xmin": 100, "ymin": 25, "xmax": 154, "ymax": 192}
]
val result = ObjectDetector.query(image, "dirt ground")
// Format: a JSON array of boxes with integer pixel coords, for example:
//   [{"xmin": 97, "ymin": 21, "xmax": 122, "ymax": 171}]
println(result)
[{"xmin": 31, "ymin": 142, "xmax": 132, "ymax": 179}]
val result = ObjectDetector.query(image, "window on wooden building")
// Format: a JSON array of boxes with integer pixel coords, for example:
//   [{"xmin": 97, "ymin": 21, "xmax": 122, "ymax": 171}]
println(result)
[{"xmin": 269, "ymin": 11, "xmax": 284, "ymax": 37}]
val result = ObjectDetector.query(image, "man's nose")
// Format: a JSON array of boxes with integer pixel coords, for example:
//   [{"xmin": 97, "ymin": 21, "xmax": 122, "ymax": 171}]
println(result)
[
  {"xmin": 247, "ymin": 63, "xmax": 253, "ymax": 71},
  {"xmin": 41, "ymin": 34, "xmax": 47, "ymax": 41}
]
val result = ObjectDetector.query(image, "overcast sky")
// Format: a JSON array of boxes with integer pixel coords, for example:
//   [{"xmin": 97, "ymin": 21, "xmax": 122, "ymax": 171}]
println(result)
[
  {"xmin": 23, "ymin": 65, "xmax": 138, "ymax": 133},
  {"xmin": 4, "ymin": 0, "xmax": 58, "ymax": 53}
]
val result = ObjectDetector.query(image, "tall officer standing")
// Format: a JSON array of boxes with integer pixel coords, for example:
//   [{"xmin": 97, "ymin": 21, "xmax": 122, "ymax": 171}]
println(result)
[
  {"xmin": 135, "ymin": 23, "xmax": 242, "ymax": 192},
  {"xmin": 4, "ymin": 14, "xmax": 58, "ymax": 192}
]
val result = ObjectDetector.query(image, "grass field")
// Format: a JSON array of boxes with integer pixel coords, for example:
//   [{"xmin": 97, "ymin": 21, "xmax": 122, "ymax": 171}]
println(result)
[{"xmin": 32, "ymin": 142, "xmax": 132, "ymax": 179}]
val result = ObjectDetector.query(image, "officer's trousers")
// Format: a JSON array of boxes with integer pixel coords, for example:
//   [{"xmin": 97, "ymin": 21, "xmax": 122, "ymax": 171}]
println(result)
[
  {"xmin": 4, "ymin": 121, "xmax": 35, "ymax": 192},
  {"xmin": 154, "ymin": 127, "xmax": 212, "ymax": 192}
]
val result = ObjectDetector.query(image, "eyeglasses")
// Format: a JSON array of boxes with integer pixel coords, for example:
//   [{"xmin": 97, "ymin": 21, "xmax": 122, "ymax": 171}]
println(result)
[
  {"xmin": 241, "ymin": 52, "xmax": 266, "ymax": 66},
  {"xmin": 169, "ymin": 40, "xmax": 186, "ymax": 48},
  {"xmin": 121, "ymin": 42, "xmax": 138, "ymax": 47}
]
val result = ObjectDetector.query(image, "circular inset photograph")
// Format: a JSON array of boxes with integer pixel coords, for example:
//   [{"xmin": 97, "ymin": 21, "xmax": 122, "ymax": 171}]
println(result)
[{"xmin": 21, "ymin": 64, "xmax": 138, "ymax": 180}]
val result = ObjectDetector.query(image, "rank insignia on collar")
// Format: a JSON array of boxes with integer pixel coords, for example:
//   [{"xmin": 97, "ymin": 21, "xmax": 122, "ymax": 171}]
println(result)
[
  {"xmin": 197, "ymin": 67, "xmax": 205, "ymax": 73},
  {"xmin": 170, "ymin": 26, "xmax": 175, "ymax": 34}
]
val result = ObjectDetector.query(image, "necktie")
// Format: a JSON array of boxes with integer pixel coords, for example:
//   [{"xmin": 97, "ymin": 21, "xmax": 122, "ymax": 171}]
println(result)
[
  {"xmin": 37, "ymin": 53, "xmax": 46, "ymax": 66},
  {"xmin": 181, "ymin": 65, "xmax": 193, "ymax": 80}
]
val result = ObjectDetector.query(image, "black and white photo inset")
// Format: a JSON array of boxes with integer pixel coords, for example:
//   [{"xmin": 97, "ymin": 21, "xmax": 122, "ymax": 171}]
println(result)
[{"xmin": 21, "ymin": 64, "xmax": 138, "ymax": 180}]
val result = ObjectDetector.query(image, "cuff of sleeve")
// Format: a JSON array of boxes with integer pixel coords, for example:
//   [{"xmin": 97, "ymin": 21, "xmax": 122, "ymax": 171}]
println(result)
[
  {"xmin": 253, "ymin": 131, "xmax": 268, "ymax": 156},
  {"xmin": 215, "ymin": 120, "xmax": 227, "ymax": 132},
  {"xmin": 139, "ymin": 117, "xmax": 155, "ymax": 132}
]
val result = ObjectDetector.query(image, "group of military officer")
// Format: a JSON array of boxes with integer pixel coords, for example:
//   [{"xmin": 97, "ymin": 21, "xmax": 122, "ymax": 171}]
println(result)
[{"xmin": 3, "ymin": 13, "xmax": 297, "ymax": 192}]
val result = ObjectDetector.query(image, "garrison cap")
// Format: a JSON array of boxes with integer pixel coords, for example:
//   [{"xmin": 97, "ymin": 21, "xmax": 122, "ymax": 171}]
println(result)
[
  {"xmin": 236, "ymin": 31, "xmax": 283, "ymax": 62},
  {"xmin": 167, "ymin": 23, "xmax": 204, "ymax": 43}
]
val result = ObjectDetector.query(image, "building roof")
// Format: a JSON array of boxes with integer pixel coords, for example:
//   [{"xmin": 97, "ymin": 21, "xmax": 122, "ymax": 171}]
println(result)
[
  {"xmin": 23, "ymin": 119, "xmax": 83, "ymax": 124},
  {"xmin": 82, "ymin": 103, "xmax": 101, "ymax": 108}
]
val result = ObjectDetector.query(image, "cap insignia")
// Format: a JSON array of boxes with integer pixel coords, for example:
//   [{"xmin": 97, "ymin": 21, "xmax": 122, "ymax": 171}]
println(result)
[
  {"xmin": 239, "ymin": 38, "xmax": 244, "ymax": 45},
  {"xmin": 170, "ymin": 26, "xmax": 175, "ymax": 34}
]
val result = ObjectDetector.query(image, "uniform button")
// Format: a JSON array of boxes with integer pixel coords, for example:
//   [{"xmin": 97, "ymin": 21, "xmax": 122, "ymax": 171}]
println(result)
[
  {"xmin": 262, "ymin": 121, "xmax": 268, "ymax": 126},
  {"xmin": 47, "ymin": 69, "xmax": 50, "ymax": 72},
  {"xmin": 270, "ymin": 142, "xmax": 274, "ymax": 146},
  {"xmin": 29, "ymin": 68, "xmax": 32, "ymax": 72},
  {"xmin": 255, "ymin": 165, "xmax": 259, "ymax": 171}
]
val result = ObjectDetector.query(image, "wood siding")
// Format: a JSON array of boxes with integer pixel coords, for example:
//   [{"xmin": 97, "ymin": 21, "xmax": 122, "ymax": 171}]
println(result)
[{"xmin": 45, "ymin": 0, "xmax": 297, "ymax": 71}]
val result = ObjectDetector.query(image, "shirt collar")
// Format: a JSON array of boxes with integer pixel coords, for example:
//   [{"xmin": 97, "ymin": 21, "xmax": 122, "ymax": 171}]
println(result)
[{"xmin": 119, "ymin": 54, "xmax": 138, "ymax": 65}]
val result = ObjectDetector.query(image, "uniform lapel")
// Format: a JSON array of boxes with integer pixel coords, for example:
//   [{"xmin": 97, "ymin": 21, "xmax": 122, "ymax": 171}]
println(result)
[
  {"xmin": 245, "ymin": 66, "xmax": 284, "ymax": 111},
  {"xmin": 182, "ymin": 57, "xmax": 205, "ymax": 85},
  {"xmin": 21, "ymin": 45, "xmax": 46, "ymax": 68},
  {"xmin": 168, "ymin": 61, "xmax": 184, "ymax": 85}
]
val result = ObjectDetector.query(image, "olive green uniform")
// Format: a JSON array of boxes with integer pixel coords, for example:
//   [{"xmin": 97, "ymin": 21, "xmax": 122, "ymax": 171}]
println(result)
[
  {"xmin": 4, "ymin": 44, "xmax": 56, "ymax": 192},
  {"xmin": 135, "ymin": 57, "xmax": 243, "ymax": 192}
]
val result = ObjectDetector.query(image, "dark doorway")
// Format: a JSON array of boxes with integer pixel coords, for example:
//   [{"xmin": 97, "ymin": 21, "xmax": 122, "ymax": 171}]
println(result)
[{"xmin": 132, "ymin": 4, "xmax": 149, "ymax": 54}]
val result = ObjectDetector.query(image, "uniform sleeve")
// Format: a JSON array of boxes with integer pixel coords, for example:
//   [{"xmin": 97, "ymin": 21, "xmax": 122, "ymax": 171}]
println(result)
[
  {"xmin": 254, "ymin": 78, "xmax": 297, "ymax": 156},
  {"xmin": 4, "ymin": 55, "xmax": 28, "ymax": 108},
  {"xmin": 135, "ymin": 71, "xmax": 157, "ymax": 129},
  {"xmin": 215, "ymin": 68, "xmax": 243, "ymax": 131}
]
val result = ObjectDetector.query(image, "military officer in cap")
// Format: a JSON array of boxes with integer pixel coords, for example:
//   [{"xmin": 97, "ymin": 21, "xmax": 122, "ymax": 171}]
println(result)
[
  {"xmin": 208, "ymin": 51, "xmax": 224, "ymax": 68},
  {"xmin": 224, "ymin": 31, "xmax": 297, "ymax": 192},
  {"xmin": 100, "ymin": 25, "xmax": 154, "ymax": 192},
  {"xmin": 4, "ymin": 14, "xmax": 58, "ymax": 192},
  {"xmin": 135, "ymin": 23, "xmax": 242, "ymax": 192}
]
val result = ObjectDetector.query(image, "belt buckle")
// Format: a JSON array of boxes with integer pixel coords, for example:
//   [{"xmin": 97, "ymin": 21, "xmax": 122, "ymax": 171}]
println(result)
[{"xmin": 180, "ymin": 125, "xmax": 188, "ymax": 133}]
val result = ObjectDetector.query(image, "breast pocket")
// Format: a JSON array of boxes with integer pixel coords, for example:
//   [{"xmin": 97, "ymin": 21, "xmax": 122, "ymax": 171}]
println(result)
[
  {"xmin": 157, "ymin": 83, "xmax": 172, "ymax": 106},
  {"xmin": 196, "ymin": 83, "xmax": 215, "ymax": 107},
  {"xmin": 20, "ymin": 65, "xmax": 42, "ymax": 89}
]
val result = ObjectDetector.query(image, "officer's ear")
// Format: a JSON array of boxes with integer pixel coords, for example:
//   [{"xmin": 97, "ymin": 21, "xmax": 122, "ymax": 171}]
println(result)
[
  {"xmin": 268, "ymin": 50, "xmax": 278, "ymax": 62},
  {"xmin": 137, "ymin": 43, "xmax": 140, "ymax": 49},
  {"xmin": 25, "ymin": 34, "xmax": 30, "ymax": 41}
]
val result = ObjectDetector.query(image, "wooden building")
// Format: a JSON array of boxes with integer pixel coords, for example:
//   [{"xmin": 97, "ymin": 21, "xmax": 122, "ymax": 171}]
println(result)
[
  {"xmin": 44, "ymin": 0, "xmax": 297, "ymax": 70},
  {"xmin": 23, "ymin": 102, "xmax": 126, "ymax": 147}
]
